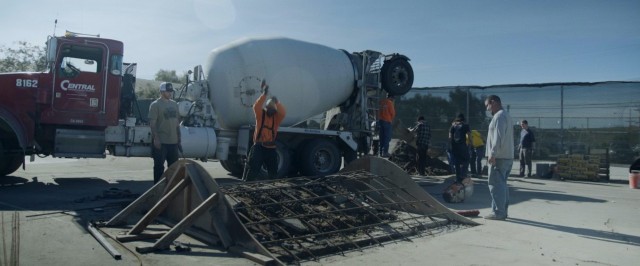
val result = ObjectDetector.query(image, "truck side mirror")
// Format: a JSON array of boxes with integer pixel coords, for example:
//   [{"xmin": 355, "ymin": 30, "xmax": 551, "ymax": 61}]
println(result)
[{"xmin": 46, "ymin": 37, "xmax": 58, "ymax": 67}]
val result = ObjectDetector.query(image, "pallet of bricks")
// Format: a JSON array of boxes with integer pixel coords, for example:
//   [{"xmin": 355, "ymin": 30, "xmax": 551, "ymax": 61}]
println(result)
[{"xmin": 556, "ymin": 153, "xmax": 609, "ymax": 181}]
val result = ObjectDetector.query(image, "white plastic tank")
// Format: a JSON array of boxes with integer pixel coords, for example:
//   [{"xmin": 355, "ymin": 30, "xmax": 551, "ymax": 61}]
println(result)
[
  {"xmin": 204, "ymin": 37, "xmax": 356, "ymax": 129},
  {"xmin": 179, "ymin": 126, "xmax": 217, "ymax": 158}
]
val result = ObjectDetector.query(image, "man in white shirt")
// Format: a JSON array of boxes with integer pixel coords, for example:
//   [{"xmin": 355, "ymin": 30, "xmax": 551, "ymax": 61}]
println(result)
[{"xmin": 484, "ymin": 95, "xmax": 514, "ymax": 220}]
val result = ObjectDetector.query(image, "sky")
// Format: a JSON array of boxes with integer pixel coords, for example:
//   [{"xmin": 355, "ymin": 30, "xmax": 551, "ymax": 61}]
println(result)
[{"xmin": 1, "ymin": 0, "xmax": 639, "ymax": 87}]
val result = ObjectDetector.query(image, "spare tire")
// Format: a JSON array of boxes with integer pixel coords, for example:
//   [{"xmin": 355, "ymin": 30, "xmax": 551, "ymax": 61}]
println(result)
[{"xmin": 381, "ymin": 57, "xmax": 414, "ymax": 96}]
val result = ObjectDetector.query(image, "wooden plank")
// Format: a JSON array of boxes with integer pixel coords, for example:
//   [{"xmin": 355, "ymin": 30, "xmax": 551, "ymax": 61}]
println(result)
[
  {"xmin": 116, "ymin": 232, "xmax": 166, "ymax": 242},
  {"xmin": 128, "ymin": 178, "xmax": 190, "ymax": 235},
  {"xmin": 155, "ymin": 216, "xmax": 221, "ymax": 246},
  {"xmin": 136, "ymin": 193, "xmax": 219, "ymax": 253},
  {"xmin": 106, "ymin": 178, "xmax": 167, "ymax": 226},
  {"xmin": 186, "ymin": 164, "xmax": 212, "ymax": 200},
  {"xmin": 229, "ymin": 246, "xmax": 276, "ymax": 266},
  {"xmin": 184, "ymin": 183, "xmax": 192, "ymax": 217},
  {"xmin": 162, "ymin": 165, "xmax": 185, "ymax": 196}
]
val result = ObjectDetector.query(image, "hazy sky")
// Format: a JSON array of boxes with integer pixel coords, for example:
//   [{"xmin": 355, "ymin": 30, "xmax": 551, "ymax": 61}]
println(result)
[{"xmin": 1, "ymin": 0, "xmax": 639, "ymax": 87}]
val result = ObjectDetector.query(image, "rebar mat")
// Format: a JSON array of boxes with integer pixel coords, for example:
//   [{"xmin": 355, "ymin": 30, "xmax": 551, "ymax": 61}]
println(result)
[{"xmin": 220, "ymin": 170, "xmax": 472, "ymax": 264}]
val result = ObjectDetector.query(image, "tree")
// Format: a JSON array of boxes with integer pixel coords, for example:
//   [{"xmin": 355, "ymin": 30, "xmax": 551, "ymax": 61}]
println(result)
[
  {"xmin": 137, "ymin": 82, "xmax": 161, "ymax": 99},
  {"xmin": 0, "ymin": 41, "xmax": 47, "ymax": 72},
  {"xmin": 136, "ymin": 69, "xmax": 187, "ymax": 99},
  {"xmin": 447, "ymin": 89, "xmax": 487, "ymax": 129},
  {"xmin": 154, "ymin": 69, "xmax": 183, "ymax": 83}
]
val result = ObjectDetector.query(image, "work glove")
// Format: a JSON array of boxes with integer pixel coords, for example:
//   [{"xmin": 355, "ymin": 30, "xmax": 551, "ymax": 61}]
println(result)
[{"xmin": 261, "ymin": 79, "xmax": 269, "ymax": 94}]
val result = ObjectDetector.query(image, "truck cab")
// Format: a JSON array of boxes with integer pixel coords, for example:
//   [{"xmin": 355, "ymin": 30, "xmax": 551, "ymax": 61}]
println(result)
[{"xmin": 0, "ymin": 33, "xmax": 127, "ymax": 175}]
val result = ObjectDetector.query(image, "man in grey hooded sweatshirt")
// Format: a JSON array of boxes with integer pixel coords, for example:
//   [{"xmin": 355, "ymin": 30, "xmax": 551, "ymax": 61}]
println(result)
[{"xmin": 484, "ymin": 95, "xmax": 514, "ymax": 220}]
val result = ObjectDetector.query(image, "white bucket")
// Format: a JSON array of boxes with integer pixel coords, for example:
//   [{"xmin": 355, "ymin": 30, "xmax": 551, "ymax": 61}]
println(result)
[{"xmin": 216, "ymin": 137, "xmax": 231, "ymax": 160}]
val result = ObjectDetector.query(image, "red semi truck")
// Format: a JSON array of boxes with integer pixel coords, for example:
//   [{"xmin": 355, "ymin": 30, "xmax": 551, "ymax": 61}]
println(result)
[
  {"xmin": 0, "ymin": 32, "xmax": 413, "ymax": 177},
  {"xmin": 0, "ymin": 34, "xmax": 130, "ymax": 175}
]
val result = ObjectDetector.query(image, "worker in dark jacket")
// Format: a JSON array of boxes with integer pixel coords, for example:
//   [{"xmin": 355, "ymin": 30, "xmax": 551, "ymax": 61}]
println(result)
[
  {"xmin": 409, "ymin": 116, "xmax": 431, "ymax": 175},
  {"xmin": 243, "ymin": 80, "xmax": 286, "ymax": 181},
  {"xmin": 450, "ymin": 114, "xmax": 472, "ymax": 183},
  {"xmin": 519, "ymin": 120, "xmax": 536, "ymax": 177}
]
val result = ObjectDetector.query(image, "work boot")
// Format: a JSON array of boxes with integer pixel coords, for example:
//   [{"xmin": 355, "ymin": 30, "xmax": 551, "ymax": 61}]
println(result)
[{"xmin": 483, "ymin": 213, "xmax": 507, "ymax": 220}]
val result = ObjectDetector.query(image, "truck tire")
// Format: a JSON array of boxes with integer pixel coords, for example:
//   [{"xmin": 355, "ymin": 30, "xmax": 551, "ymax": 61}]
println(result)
[
  {"xmin": 381, "ymin": 58, "xmax": 414, "ymax": 96},
  {"xmin": 220, "ymin": 153, "xmax": 245, "ymax": 176},
  {"xmin": 271, "ymin": 142, "xmax": 293, "ymax": 178},
  {"xmin": 300, "ymin": 139, "xmax": 341, "ymax": 176},
  {"xmin": 0, "ymin": 141, "xmax": 23, "ymax": 176},
  {"xmin": 227, "ymin": 142, "xmax": 293, "ymax": 179},
  {"xmin": 343, "ymin": 149, "xmax": 358, "ymax": 166}
]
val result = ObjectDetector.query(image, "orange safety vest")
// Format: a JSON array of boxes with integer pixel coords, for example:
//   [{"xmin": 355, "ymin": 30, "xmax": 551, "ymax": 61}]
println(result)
[
  {"xmin": 253, "ymin": 94, "xmax": 286, "ymax": 148},
  {"xmin": 378, "ymin": 98, "xmax": 395, "ymax": 123}
]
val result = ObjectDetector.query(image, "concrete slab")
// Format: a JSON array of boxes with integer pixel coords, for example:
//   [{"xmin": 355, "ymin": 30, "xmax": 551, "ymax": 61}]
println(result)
[{"xmin": 1, "ymin": 155, "xmax": 638, "ymax": 266}]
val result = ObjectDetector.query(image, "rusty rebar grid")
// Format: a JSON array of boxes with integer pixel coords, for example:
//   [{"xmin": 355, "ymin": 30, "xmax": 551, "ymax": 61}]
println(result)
[{"xmin": 219, "ymin": 170, "xmax": 469, "ymax": 264}]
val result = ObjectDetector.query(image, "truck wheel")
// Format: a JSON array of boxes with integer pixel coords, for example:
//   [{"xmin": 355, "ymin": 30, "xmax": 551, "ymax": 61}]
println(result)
[
  {"xmin": 381, "ymin": 58, "xmax": 414, "ymax": 96},
  {"xmin": 271, "ymin": 142, "xmax": 292, "ymax": 178},
  {"xmin": 300, "ymin": 139, "xmax": 341, "ymax": 176},
  {"xmin": 220, "ymin": 153, "xmax": 245, "ymax": 176},
  {"xmin": 240, "ymin": 142, "xmax": 293, "ymax": 179},
  {"xmin": 0, "ymin": 142, "xmax": 23, "ymax": 176},
  {"xmin": 343, "ymin": 149, "xmax": 358, "ymax": 166}
]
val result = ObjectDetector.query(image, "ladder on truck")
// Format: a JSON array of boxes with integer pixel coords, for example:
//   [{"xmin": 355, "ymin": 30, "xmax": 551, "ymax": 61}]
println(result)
[{"xmin": 358, "ymin": 51, "xmax": 385, "ymax": 155}]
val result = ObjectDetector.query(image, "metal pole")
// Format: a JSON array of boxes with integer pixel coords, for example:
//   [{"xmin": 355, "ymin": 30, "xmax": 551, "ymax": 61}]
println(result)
[
  {"xmin": 560, "ymin": 86, "xmax": 564, "ymax": 150},
  {"xmin": 466, "ymin": 88, "xmax": 470, "ymax": 126},
  {"xmin": 88, "ymin": 223, "xmax": 122, "ymax": 260}
]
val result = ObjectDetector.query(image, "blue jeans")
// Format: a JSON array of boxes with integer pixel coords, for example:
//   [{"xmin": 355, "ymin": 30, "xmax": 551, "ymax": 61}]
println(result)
[
  {"xmin": 488, "ymin": 158, "xmax": 513, "ymax": 218},
  {"xmin": 519, "ymin": 147, "xmax": 533, "ymax": 176},
  {"xmin": 378, "ymin": 120, "xmax": 392, "ymax": 155},
  {"xmin": 469, "ymin": 146, "xmax": 485, "ymax": 174}
]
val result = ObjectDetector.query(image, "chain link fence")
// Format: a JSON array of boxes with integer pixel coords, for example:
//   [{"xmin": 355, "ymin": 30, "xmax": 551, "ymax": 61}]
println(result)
[{"xmin": 398, "ymin": 81, "xmax": 640, "ymax": 164}]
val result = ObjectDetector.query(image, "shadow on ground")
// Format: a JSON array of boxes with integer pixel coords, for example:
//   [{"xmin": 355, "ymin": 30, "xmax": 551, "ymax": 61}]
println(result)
[
  {"xmin": 416, "ymin": 175, "xmax": 608, "ymax": 212},
  {"xmin": 508, "ymin": 217, "xmax": 640, "ymax": 247},
  {"xmin": 0, "ymin": 175, "xmax": 154, "ymax": 230}
]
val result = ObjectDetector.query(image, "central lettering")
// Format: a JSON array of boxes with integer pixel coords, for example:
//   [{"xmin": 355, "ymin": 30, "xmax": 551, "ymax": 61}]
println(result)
[{"xmin": 60, "ymin": 80, "xmax": 96, "ymax": 92}]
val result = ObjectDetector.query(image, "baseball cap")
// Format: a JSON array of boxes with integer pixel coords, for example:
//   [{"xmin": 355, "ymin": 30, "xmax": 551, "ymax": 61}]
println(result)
[{"xmin": 159, "ymin": 82, "xmax": 174, "ymax": 92}]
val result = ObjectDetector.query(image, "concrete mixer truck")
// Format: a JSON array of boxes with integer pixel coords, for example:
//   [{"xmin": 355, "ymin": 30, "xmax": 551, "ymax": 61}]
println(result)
[{"xmin": 0, "ymin": 33, "xmax": 413, "ymax": 178}]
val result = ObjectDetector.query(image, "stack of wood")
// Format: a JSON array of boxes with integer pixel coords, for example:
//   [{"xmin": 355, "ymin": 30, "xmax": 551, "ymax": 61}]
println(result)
[{"xmin": 556, "ymin": 154, "xmax": 607, "ymax": 181}]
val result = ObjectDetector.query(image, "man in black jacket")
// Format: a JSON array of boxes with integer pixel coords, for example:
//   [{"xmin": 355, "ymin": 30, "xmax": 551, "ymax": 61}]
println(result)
[{"xmin": 519, "ymin": 120, "xmax": 536, "ymax": 177}]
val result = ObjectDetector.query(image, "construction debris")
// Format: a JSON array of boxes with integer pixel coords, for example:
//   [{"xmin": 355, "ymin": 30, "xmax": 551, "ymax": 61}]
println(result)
[{"xmin": 389, "ymin": 140, "xmax": 452, "ymax": 176}]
